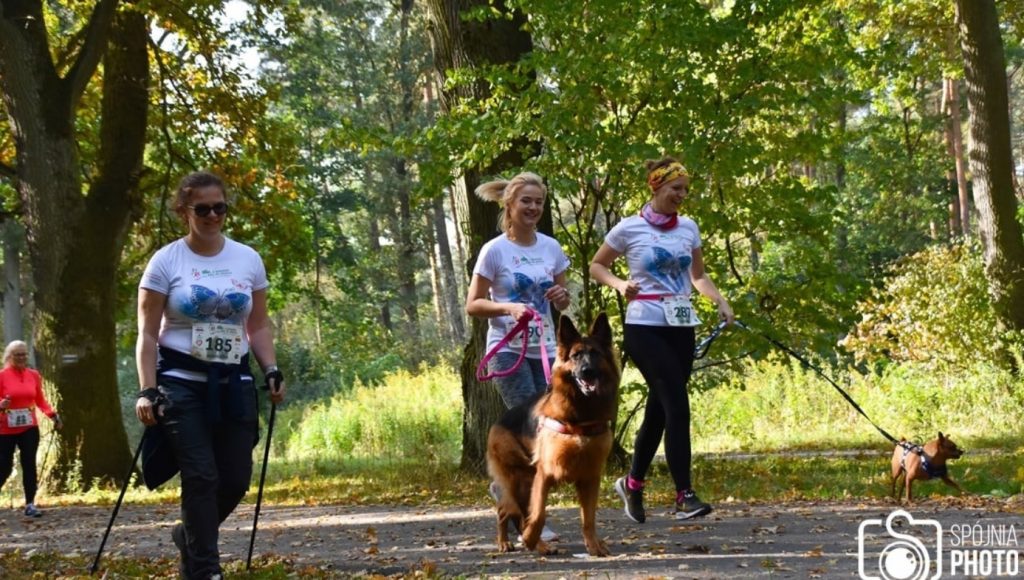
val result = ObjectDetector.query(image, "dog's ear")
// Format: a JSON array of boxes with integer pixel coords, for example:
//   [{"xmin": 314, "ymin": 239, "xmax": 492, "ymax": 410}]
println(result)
[
  {"xmin": 558, "ymin": 314, "xmax": 581, "ymax": 353},
  {"xmin": 938, "ymin": 431, "xmax": 945, "ymax": 442},
  {"xmin": 589, "ymin": 312, "xmax": 612, "ymax": 350}
]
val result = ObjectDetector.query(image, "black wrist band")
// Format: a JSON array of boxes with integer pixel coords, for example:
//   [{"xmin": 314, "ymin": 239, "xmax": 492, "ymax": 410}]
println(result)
[
  {"xmin": 265, "ymin": 369, "xmax": 284, "ymax": 389},
  {"xmin": 138, "ymin": 387, "xmax": 160, "ymax": 403}
]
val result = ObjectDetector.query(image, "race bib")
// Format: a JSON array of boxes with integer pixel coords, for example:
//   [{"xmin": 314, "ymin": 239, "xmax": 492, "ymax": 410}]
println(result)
[
  {"xmin": 191, "ymin": 322, "xmax": 244, "ymax": 363},
  {"xmin": 6, "ymin": 408, "xmax": 34, "ymax": 429},
  {"xmin": 661, "ymin": 295, "xmax": 701, "ymax": 327},
  {"xmin": 508, "ymin": 316, "xmax": 555, "ymax": 349}
]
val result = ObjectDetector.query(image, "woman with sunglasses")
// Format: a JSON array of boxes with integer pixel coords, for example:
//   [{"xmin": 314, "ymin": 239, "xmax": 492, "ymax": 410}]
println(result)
[
  {"xmin": 135, "ymin": 171, "xmax": 285, "ymax": 579},
  {"xmin": 0, "ymin": 340, "xmax": 62, "ymax": 518}
]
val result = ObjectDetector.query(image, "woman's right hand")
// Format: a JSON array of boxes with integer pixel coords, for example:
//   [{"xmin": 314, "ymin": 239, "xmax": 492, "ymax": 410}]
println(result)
[
  {"xmin": 0, "ymin": 395, "xmax": 10, "ymax": 411},
  {"xmin": 135, "ymin": 397, "xmax": 158, "ymax": 426},
  {"xmin": 618, "ymin": 279, "xmax": 640, "ymax": 300},
  {"xmin": 506, "ymin": 303, "xmax": 533, "ymax": 322}
]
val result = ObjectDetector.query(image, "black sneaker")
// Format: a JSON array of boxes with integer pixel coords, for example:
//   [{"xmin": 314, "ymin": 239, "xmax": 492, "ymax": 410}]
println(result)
[
  {"xmin": 675, "ymin": 490, "xmax": 712, "ymax": 519},
  {"xmin": 172, "ymin": 522, "xmax": 190, "ymax": 578},
  {"xmin": 23, "ymin": 504, "xmax": 42, "ymax": 517},
  {"xmin": 614, "ymin": 476, "xmax": 646, "ymax": 524}
]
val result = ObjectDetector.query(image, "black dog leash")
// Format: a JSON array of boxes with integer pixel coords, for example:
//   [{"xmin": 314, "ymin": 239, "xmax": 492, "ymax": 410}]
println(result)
[
  {"xmin": 694, "ymin": 320, "xmax": 728, "ymax": 360},
  {"xmin": 734, "ymin": 320, "xmax": 899, "ymax": 445}
]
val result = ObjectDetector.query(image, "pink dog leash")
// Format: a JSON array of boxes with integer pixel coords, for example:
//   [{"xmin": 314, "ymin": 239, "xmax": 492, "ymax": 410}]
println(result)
[{"xmin": 476, "ymin": 309, "xmax": 552, "ymax": 385}]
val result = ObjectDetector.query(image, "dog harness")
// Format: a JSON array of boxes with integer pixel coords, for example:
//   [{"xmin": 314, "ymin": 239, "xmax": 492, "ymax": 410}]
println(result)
[
  {"xmin": 538, "ymin": 415, "xmax": 609, "ymax": 437},
  {"xmin": 899, "ymin": 441, "xmax": 948, "ymax": 479}
]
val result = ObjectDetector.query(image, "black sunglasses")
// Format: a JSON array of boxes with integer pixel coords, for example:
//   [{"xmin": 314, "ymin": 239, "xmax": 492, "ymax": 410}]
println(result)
[{"xmin": 188, "ymin": 202, "xmax": 229, "ymax": 217}]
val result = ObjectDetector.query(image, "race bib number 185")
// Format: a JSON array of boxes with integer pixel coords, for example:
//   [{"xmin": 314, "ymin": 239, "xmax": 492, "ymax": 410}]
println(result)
[{"xmin": 191, "ymin": 323, "xmax": 244, "ymax": 363}]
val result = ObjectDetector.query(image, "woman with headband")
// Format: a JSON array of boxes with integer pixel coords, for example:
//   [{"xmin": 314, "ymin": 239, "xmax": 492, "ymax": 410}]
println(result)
[{"xmin": 589, "ymin": 156, "xmax": 733, "ymax": 523}]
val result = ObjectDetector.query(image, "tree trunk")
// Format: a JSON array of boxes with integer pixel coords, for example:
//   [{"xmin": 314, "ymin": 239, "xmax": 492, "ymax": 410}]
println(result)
[
  {"xmin": 955, "ymin": 0, "xmax": 1024, "ymax": 344},
  {"xmin": 368, "ymin": 216, "xmax": 394, "ymax": 332},
  {"xmin": 945, "ymin": 76, "xmax": 970, "ymax": 237},
  {"xmin": 448, "ymin": 185, "xmax": 467, "ymax": 286},
  {"xmin": 425, "ymin": 0, "xmax": 533, "ymax": 474},
  {"xmin": 394, "ymin": 0, "xmax": 420, "ymax": 340},
  {"xmin": 0, "ymin": 2, "xmax": 145, "ymax": 489},
  {"xmin": 394, "ymin": 158, "xmax": 419, "ymax": 339},
  {"xmin": 433, "ymin": 195, "xmax": 465, "ymax": 343},
  {"xmin": 424, "ymin": 210, "xmax": 448, "ymax": 334},
  {"xmin": 1, "ymin": 217, "xmax": 25, "ymax": 343}
]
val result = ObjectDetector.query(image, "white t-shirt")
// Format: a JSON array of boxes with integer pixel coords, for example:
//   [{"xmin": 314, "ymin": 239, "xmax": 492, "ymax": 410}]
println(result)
[
  {"xmin": 605, "ymin": 215, "xmax": 702, "ymax": 326},
  {"xmin": 473, "ymin": 233, "xmax": 570, "ymax": 358},
  {"xmin": 140, "ymin": 237, "xmax": 268, "ymax": 381}
]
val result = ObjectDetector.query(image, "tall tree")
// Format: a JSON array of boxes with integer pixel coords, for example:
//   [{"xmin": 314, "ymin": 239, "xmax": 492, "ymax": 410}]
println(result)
[
  {"xmin": 0, "ymin": 0, "xmax": 145, "ymax": 486},
  {"xmin": 954, "ymin": 0, "xmax": 1024, "ymax": 342},
  {"xmin": 424, "ymin": 0, "xmax": 533, "ymax": 473},
  {"xmin": 1, "ymin": 215, "xmax": 25, "ymax": 343}
]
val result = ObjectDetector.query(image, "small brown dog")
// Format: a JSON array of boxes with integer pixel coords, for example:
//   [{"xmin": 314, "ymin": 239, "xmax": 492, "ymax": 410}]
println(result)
[
  {"xmin": 486, "ymin": 313, "xmax": 619, "ymax": 557},
  {"xmin": 890, "ymin": 432, "xmax": 964, "ymax": 502}
]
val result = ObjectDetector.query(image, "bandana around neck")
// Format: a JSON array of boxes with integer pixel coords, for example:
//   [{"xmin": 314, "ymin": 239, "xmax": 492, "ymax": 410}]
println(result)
[{"xmin": 640, "ymin": 202, "xmax": 678, "ymax": 230}]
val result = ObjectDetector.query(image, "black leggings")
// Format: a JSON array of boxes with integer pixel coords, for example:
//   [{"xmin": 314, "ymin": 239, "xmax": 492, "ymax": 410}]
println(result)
[
  {"xmin": 0, "ymin": 427, "xmax": 40, "ymax": 504},
  {"xmin": 623, "ymin": 324, "xmax": 696, "ymax": 491}
]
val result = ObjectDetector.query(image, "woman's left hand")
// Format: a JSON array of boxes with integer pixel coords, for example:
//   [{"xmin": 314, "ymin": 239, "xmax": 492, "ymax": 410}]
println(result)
[
  {"xmin": 544, "ymin": 284, "xmax": 570, "ymax": 309},
  {"xmin": 269, "ymin": 380, "xmax": 286, "ymax": 405},
  {"xmin": 717, "ymin": 300, "xmax": 735, "ymax": 325},
  {"xmin": 265, "ymin": 368, "xmax": 286, "ymax": 405}
]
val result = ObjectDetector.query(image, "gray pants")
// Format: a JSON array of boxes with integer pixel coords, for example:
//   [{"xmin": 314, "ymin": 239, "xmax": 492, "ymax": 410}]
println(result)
[
  {"xmin": 489, "ymin": 352, "xmax": 552, "ymax": 409},
  {"xmin": 159, "ymin": 376, "xmax": 257, "ymax": 579}
]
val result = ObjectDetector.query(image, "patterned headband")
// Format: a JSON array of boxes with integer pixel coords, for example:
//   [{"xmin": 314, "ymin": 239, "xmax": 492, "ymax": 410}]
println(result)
[{"xmin": 647, "ymin": 162, "xmax": 688, "ymax": 191}]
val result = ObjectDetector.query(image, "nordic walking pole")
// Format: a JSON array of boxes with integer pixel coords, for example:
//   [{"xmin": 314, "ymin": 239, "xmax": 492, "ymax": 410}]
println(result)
[
  {"xmin": 91, "ymin": 433, "xmax": 146, "ymax": 574},
  {"xmin": 246, "ymin": 378, "xmax": 280, "ymax": 570}
]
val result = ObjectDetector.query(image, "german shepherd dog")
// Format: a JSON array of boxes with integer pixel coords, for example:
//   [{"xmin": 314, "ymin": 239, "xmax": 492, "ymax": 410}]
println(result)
[{"xmin": 486, "ymin": 313, "xmax": 620, "ymax": 557}]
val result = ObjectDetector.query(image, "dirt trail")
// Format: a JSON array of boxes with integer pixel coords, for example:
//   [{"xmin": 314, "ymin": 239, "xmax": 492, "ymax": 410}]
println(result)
[{"xmin": 2, "ymin": 497, "xmax": 1022, "ymax": 577}]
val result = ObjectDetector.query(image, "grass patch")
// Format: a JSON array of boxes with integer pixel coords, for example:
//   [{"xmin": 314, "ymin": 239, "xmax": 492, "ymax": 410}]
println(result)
[{"xmin": 687, "ymin": 357, "xmax": 1024, "ymax": 452}]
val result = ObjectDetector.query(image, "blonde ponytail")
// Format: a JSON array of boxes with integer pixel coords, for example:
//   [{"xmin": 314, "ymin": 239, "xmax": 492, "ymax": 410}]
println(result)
[{"xmin": 474, "ymin": 172, "xmax": 547, "ymax": 234}]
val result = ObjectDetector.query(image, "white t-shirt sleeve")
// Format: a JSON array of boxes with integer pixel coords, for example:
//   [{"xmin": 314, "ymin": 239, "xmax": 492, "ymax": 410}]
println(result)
[
  {"xmin": 251, "ymin": 249, "xmax": 269, "ymax": 292},
  {"xmin": 604, "ymin": 220, "xmax": 630, "ymax": 253},
  {"xmin": 553, "ymin": 244, "xmax": 571, "ymax": 276},
  {"xmin": 685, "ymin": 218, "xmax": 702, "ymax": 249},
  {"xmin": 473, "ymin": 239, "xmax": 501, "ymax": 281},
  {"xmin": 139, "ymin": 247, "xmax": 172, "ymax": 295}
]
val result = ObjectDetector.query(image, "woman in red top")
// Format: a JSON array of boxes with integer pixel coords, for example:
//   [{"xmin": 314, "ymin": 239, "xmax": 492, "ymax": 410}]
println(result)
[{"xmin": 0, "ymin": 340, "xmax": 62, "ymax": 517}]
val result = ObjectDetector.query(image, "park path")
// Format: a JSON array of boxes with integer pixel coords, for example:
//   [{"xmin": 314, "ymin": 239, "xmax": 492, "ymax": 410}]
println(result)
[{"xmin": 1, "ymin": 496, "xmax": 1022, "ymax": 578}]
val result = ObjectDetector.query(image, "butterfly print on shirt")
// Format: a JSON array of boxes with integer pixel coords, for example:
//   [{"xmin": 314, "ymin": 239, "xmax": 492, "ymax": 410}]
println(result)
[{"xmin": 179, "ymin": 285, "xmax": 250, "ymax": 323}]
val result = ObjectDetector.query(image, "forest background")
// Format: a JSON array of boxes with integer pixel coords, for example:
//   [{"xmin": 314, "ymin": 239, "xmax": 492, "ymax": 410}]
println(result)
[{"xmin": 1, "ymin": 0, "xmax": 1023, "ymax": 501}]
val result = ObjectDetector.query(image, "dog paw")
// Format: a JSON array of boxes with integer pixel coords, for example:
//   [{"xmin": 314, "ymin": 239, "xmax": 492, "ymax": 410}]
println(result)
[
  {"xmin": 497, "ymin": 540, "xmax": 516, "ymax": 553},
  {"xmin": 585, "ymin": 538, "xmax": 610, "ymax": 557},
  {"xmin": 535, "ymin": 540, "xmax": 559, "ymax": 555}
]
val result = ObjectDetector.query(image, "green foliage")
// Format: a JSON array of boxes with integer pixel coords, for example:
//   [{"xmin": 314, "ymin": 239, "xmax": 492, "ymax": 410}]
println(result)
[
  {"xmin": 281, "ymin": 365, "xmax": 461, "ymax": 463},
  {"xmin": 692, "ymin": 355, "xmax": 1023, "ymax": 452},
  {"xmin": 841, "ymin": 243, "xmax": 997, "ymax": 368}
]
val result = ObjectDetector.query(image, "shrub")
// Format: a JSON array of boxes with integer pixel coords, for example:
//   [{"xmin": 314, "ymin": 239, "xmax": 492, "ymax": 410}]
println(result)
[
  {"xmin": 840, "ymin": 242, "xmax": 996, "ymax": 369},
  {"xmin": 282, "ymin": 365, "xmax": 461, "ymax": 464}
]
